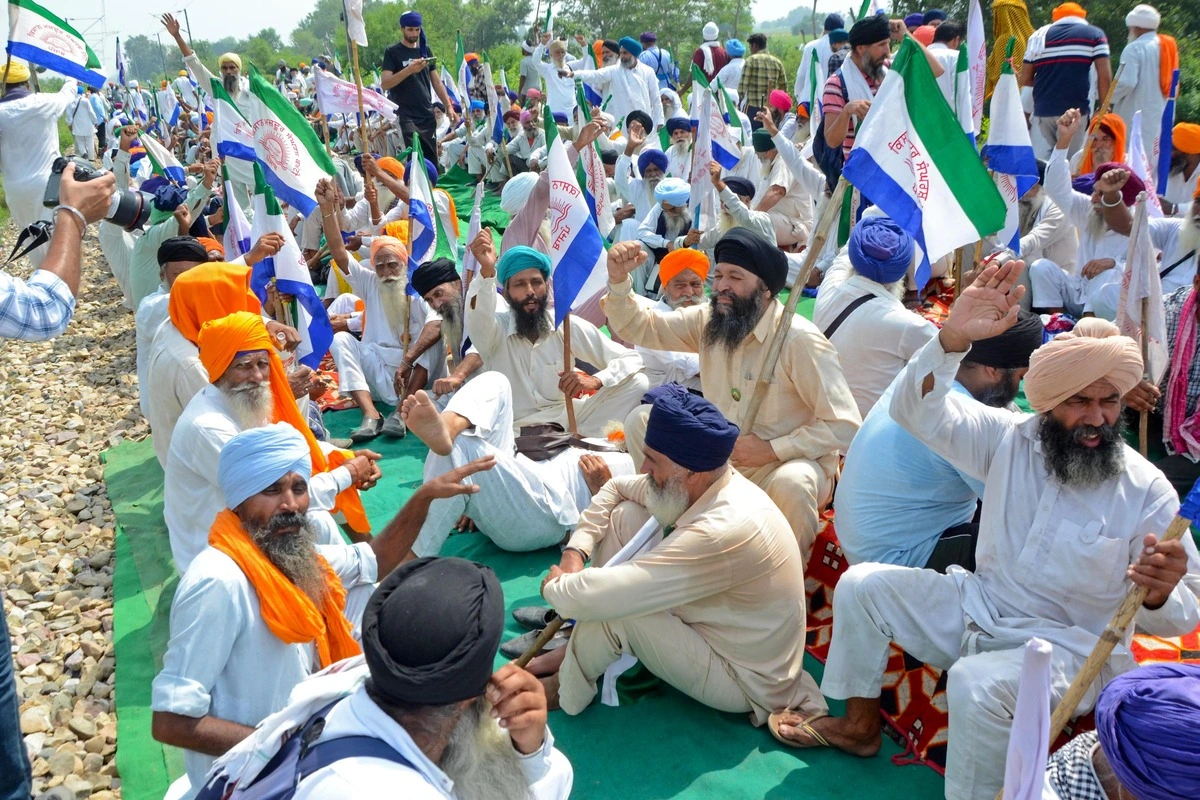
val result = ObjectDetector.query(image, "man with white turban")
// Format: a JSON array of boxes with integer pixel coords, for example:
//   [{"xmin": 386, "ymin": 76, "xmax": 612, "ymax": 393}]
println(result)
[
  {"xmin": 1109, "ymin": 4, "xmax": 1174, "ymax": 158},
  {"xmin": 634, "ymin": 177, "xmax": 694, "ymax": 300},
  {"xmin": 691, "ymin": 22, "xmax": 728, "ymax": 84},
  {"xmin": 152, "ymin": 422, "xmax": 480, "ymax": 795},
  {"xmin": 770, "ymin": 261, "xmax": 1200, "ymax": 800}
]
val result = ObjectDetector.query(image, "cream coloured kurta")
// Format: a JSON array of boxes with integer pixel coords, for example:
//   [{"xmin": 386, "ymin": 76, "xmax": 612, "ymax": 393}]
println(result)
[
  {"xmin": 545, "ymin": 470, "xmax": 824, "ymax": 723},
  {"xmin": 603, "ymin": 279, "xmax": 860, "ymax": 478},
  {"xmin": 465, "ymin": 274, "xmax": 645, "ymax": 435}
]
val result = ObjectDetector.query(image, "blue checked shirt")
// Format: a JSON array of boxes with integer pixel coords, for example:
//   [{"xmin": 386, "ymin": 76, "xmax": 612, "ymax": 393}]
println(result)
[{"xmin": 0, "ymin": 270, "xmax": 76, "ymax": 341}]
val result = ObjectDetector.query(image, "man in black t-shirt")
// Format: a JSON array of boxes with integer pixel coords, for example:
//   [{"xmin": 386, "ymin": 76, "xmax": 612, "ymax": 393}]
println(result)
[{"xmin": 381, "ymin": 10, "xmax": 457, "ymax": 164}]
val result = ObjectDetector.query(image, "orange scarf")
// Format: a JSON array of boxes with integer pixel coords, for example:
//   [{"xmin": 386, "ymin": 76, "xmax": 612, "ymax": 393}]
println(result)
[
  {"xmin": 1158, "ymin": 34, "xmax": 1179, "ymax": 99},
  {"xmin": 208, "ymin": 509, "xmax": 361, "ymax": 668},
  {"xmin": 1079, "ymin": 113, "xmax": 1126, "ymax": 177},
  {"xmin": 197, "ymin": 311, "xmax": 371, "ymax": 533}
]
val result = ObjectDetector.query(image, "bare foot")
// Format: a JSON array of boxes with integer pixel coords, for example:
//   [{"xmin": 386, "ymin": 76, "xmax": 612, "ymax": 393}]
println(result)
[
  {"xmin": 539, "ymin": 673, "xmax": 561, "ymax": 711},
  {"xmin": 525, "ymin": 640, "xmax": 570, "ymax": 677},
  {"xmin": 400, "ymin": 390, "xmax": 453, "ymax": 455},
  {"xmin": 773, "ymin": 711, "xmax": 882, "ymax": 757}
]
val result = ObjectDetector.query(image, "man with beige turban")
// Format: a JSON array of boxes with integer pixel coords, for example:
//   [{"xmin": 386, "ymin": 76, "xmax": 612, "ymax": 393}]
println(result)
[{"xmin": 769, "ymin": 261, "xmax": 1200, "ymax": 800}]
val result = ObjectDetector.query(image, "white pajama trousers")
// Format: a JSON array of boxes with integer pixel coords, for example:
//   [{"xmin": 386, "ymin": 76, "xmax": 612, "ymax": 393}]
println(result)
[
  {"xmin": 822, "ymin": 563, "xmax": 1097, "ymax": 800},
  {"xmin": 1028, "ymin": 258, "xmax": 1122, "ymax": 320},
  {"xmin": 412, "ymin": 372, "xmax": 607, "ymax": 557}
]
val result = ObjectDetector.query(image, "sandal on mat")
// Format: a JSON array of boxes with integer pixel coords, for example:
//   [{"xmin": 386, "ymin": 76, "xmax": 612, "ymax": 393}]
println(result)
[{"xmin": 768, "ymin": 711, "xmax": 831, "ymax": 749}]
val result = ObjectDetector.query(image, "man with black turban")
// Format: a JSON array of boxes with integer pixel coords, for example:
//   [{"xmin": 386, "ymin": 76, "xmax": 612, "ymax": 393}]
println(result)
[
  {"xmin": 836, "ymin": 310, "xmax": 1045, "ymax": 573},
  {"xmin": 411, "ymin": 258, "xmax": 483, "ymax": 397},
  {"xmin": 526, "ymin": 387, "xmax": 825, "ymax": 726},
  {"xmin": 603, "ymin": 235, "xmax": 860, "ymax": 558},
  {"xmin": 202, "ymin": 558, "xmax": 574, "ymax": 799}
]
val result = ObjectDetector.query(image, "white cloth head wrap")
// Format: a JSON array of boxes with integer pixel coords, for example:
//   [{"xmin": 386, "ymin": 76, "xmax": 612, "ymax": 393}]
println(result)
[
  {"xmin": 500, "ymin": 171, "xmax": 540, "ymax": 214},
  {"xmin": 1125, "ymin": 4, "xmax": 1161, "ymax": 29},
  {"xmin": 218, "ymin": 423, "xmax": 312, "ymax": 510}
]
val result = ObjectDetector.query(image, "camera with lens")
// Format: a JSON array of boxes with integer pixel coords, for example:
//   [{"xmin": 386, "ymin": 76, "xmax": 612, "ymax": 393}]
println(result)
[{"xmin": 43, "ymin": 157, "xmax": 151, "ymax": 231}]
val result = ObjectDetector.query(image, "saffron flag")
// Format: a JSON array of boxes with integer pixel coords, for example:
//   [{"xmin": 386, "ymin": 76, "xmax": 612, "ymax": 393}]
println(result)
[
  {"xmin": 980, "ymin": 41, "xmax": 1037, "ymax": 254},
  {"xmin": 139, "ymin": 131, "xmax": 186, "ymax": 185},
  {"xmin": 1128, "ymin": 111, "xmax": 1164, "ymax": 218},
  {"xmin": 221, "ymin": 164, "xmax": 252, "ymax": 260},
  {"xmin": 344, "ymin": 0, "xmax": 367, "ymax": 47},
  {"xmin": 842, "ymin": 37, "xmax": 1005, "ymax": 287},
  {"xmin": 1116, "ymin": 195, "xmax": 1167, "ymax": 384},
  {"xmin": 1000, "ymin": 639, "xmax": 1053, "ymax": 800},
  {"xmin": 544, "ymin": 101, "xmax": 606, "ymax": 328},
  {"xmin": 6, "ymin": 0, "xmax": 105, "ymax": 88},
  {"xmin": 966, "ymin": 0, "xmax": 986, "ymax": 135},
  {"xmin": 1158, "ymin": 69, "xmax": 1180, "ymax": 192},
  {"xmin": 244, "ymin": 66, "xmax": 337, "ymax": 216},
  {"xmin": 313, "ymin": 66, "xmax": 397, "ymax": 117},
  {"xmin": 248, "ymin": 163, "xmax": 332, "ymax": 370}
]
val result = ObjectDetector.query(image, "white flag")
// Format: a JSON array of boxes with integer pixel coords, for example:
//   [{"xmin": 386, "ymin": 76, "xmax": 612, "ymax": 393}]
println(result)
[
  {"xmin": 313, "ymin": 67, "xmax": 397, "ymax": 117},
  {"xmin": 1000, "ymin": 639, "xmax": 1053, "ymax": 800},
  {"xmin": 1117, "ymin": 195, "xmax": 1168, "ymax": 383},
  {"xmin": 1128, "ymin": 111, "xmax": 1165, "ymax": 218},
  {"xmin": 344, "ymin": 0, "xmax": 367, "ymax": 47},
  {"xmin": 967, "ymin": 0, "xmax": 986, "ymax": 136}
]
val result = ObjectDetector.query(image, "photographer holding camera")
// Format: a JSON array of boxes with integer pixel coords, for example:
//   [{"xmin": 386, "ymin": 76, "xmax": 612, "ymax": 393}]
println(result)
[{"xmin": 0, "ymin": 161, "xmax": 115, "ymax": 342}]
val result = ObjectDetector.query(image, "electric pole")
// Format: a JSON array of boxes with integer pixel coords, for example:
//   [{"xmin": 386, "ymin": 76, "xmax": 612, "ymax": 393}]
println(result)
[
  {"xmin": 182, "ymin": 8, "xmax": 193, "ymax": 48},
  {"xmin": 155, "ymin": 32, "xmax": 169, "ymax": 83}
]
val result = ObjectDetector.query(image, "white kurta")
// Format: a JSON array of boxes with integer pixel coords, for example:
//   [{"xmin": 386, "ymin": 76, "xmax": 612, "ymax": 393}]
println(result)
[
  {"xmin": 570, "ymin": 63, "xmax": 661, "ymax": 134},
  {"xmin": 163, "ymin": 385, "xmax": 353, "ymax": 573},
  {"xmin": 151, "ymin": 541, "xmax": 377, "ymax": 795},
  {"xmin": 1148, "ymin": 215, "xmax": 1199, "ymax": 295},
  {"xmin": 135, "ymin": 287, "xmax": 170, "ymax": 419},
  {"xmin": 1019, "ymin": 193, "xmax": 1078, "ymax": 275},
  {"xmin": 634, "ymin": 299, "xmax": 701, "ymax": 391},
  {"xmin": 174, "ymin": 76, "xmax": 199, "ymax": 109},
  {"xmin": 0, "ymin": 81, "xmax": 78, "ymax": 265},
  {"xmin": 812, "ymin": 252, "xmax": 937, "ymax": 418},
  {"xmin": 822, "ymin": 334, "xmax": 1200, "ymax": 800},
  {"xmin": 928, "ymin": 43, "xmax": 961, "ymax": 108},
  {"xmin": 1110, "ymin": 32, "xmax": 1166, "ymax": 158},
  {"xmin": 613, "ymin": 153, "xmax": 657, "ymax": 242},
  {"xmin": 144, "ymin": 322, "xmax": 210, "ymax": 467},
  {"xmin": 531, "ymin": 45, "xmax": 577, "ymax": 119},
  {"xmin": 1165, "ymin": 167, "xmax": 1200, "ymax": 216},
  {"xmin": 291, "ymin": 686, "xmax": 573, "ymax": 800}
]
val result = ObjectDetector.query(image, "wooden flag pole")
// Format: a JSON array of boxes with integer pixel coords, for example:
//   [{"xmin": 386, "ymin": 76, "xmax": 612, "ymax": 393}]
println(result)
[
  {"xmin": 563, "ymin": 311, "xmax": 579, "ymax": 435},
  {"xmin": 741, "ymin": 178, "xmax": 848, "ymax": 433},
  {"xmin": 952, "ymin": 247, "xmax": 964, "ymax": 295},
  {"xmin": 349, "ymin": 40, "xmax": 374, "ymax": 191},
  {"xmin": 1140, "ymin": 293, "xmax": 1150, "ymax": 457},
  {"xmin": 400, "ymin": 160, "xmax": 415, "ymax": 351},
  {"xmin": 995, "ymin": 484, "xmax": 1199, "ymax": 800},
  {"xmin": 515, "ymin": 616, "xmax": 564, "ymax": 668},
  {"xmin": 321, "ymin": 112, "xmax": 333, "ymax": 156},
  {"xmin": 1075, "ymin": 63, "xmax": 1124, "ymax": 177}
]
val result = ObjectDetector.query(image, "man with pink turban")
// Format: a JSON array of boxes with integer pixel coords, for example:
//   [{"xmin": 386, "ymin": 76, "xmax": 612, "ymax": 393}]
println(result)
[{"xmin": 770, "ymin": 260, "xmax": 1200, "ymax": 800}]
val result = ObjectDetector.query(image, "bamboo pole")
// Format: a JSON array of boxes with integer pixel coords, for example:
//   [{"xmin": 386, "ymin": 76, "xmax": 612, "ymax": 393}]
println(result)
[
  {"xmin": 515, "ymin": 616, "xmax": 564, "ymax": 668},
  {"xmin": 349, "ymin": 40, "xmax": 375, "ymax": 193},
  {"xmin": 741, "ymin": 178, "xmax": 848, "ymax": 432},
  {"xmin": 563, "ymin": 311, "xmax": 579, "ymax": 435},
  {"xmin": 321, "ymin": 112, "xmax": 333, "ymax": 156},
  {"xmin": 1075, "ymin": 63, "xmax": 1124, "ymax": 176},
  {"xmin": 952, "ymin": 247, "xmax": 964, "ymax": 295},
  {"xmin": 1140, "ymin": 293, "xmax": 1150, "ymax": 457}
]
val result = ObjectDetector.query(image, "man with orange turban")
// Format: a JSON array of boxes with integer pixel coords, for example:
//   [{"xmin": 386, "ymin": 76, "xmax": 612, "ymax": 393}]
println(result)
[
  {"xmin": 152, "ymin": 422, "xmax": 485, "ymax": 791},
  {"xmin": 1110, "ymin": 4, "xmax": 1177, "ymax": 160},
  {"xmin": 771, "ymin": 260, "xmax": 1200, "ymax": 800},
  {"xmin": 164, "ymin": 310, "xmax": 382, "ymax": 572},
  {"xmin": 632, "ymin": 248, "xmax": 706, "ymax": 392},
  {"xmin": 318, "ymin": 179, "xmax": 448, "ymax": 442},
  {"xmin": 1164, "ymin": 122, "xmax": 1200, "ymax": 217},
  {"xmin": 143, "ymin": 262, "xmax": 300, "ymax": 466}
]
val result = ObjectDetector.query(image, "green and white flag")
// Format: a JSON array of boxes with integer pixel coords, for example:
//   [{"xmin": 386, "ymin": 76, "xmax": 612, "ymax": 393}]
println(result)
[
  {"xmin": 243, "ymin": 65, "xmax": 337, "ymax": 216},
  {"xmin": 7, "ymin": 0, "xmax": 105, "ymax": 87},
  {"xmin": 841, "ymin": 37, "xmax": 1005, "ymax": 287}
]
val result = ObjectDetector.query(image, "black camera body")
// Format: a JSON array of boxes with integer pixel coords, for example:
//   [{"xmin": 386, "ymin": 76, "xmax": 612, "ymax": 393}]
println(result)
[{"xmin": 43, "ymin": 157, "xmax": 151, "ymax": 231}]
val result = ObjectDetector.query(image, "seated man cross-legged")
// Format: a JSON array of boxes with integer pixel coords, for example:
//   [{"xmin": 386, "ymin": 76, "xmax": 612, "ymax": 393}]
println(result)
[{"xmin": 529, "ymin": 386, "xmax": 825, "ymax": 727}]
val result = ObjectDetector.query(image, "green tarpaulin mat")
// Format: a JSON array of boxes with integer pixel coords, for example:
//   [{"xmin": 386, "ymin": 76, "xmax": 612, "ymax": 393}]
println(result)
[{"xmin": 439, "ymin": 164, "xmax": 511, "ymax": 233}]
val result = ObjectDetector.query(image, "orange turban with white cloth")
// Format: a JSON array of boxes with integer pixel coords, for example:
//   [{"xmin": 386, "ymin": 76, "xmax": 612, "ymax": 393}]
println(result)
[
  {"xmin": 168, "ymin": 262, "xmax": 261, "ymax": 344},
  {"xmin": 1023, "ymin": 318, "xmax": 1143, "ymax": 413},
  {"xmin": 197, "ymin": 311, "xmax": 371, "ymax": 533}
]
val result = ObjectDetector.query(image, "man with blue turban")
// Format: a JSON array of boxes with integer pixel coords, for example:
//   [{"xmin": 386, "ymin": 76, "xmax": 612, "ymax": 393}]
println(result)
[
  {"xmin": 604, "ymin": 234, "xmax": 860, "ymax": 558},
  {"xmin": 379, "ymin": 9, "xmax": 456, "ymax": 166},
  {"xmin": 634, "ymin": 177, "xmax": 694, "ymax": 300},
  {"xmin": 526, "ymin": 386, "xmax": 825, "ymax": 726},
  {"xmin": 614, "ymin": 145, "xmax": 668, "ymax": 242},
  {"xmin": 638, "ymin": 31, "xmax": 678, "ymax": 90},
  {"xmin": 663, "ymin": 116, "xmax": 693, "ymax": 180},
  {"xmin": 458, "ymin": 235, "xmax": 647, "ymax": 440},
  {"xmin": 1046, "ymin": 663, "xmax": 1200, "ymax": 800},
  {"xmin": 814, "ymin": 213, "xmax": 937, "ymax": 417},
  {"xmin": 565, "ymin": 33, "xmax": 663, "ymax": 149},
  {"xmin": 152, "ymin": 422, "xmax": 489, "ymax": 791}
]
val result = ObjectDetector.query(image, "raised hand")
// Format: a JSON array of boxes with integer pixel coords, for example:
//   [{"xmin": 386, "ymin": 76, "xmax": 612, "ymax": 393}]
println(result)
[
  {"xmin": 1057, "ymin": 109, "xmax": 1082, "ymax": 148},
  {"xmin": 470, "ymin": 228, "xmax": 498, "ymax": 278},
  {"xmin": 606, "ymin": 240, "xmax": 645, "ymax": 284},
  {"xmin": 419, "ymin": 455, "xmax": 497, "ymax": 499},
  {"xmin": 1096, "ymin": 167, "xmax": 1130, "ymax": 196},
  {"xmin": 755, "ymin": 109, "xmax": 778, "ymax": 136}
]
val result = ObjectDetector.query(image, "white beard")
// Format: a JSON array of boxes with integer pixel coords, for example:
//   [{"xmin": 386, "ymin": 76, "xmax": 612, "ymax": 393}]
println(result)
[
  {"xmin": 440, "ymin": 699, "xmax": 533, "ymax": 800},
  {"xmin": 758, "ymin": 158, "xmax": 774, "ymax": 182},
  {"xmin": 222, "ymin": 380, "xmax": 273, "ymax": 430},
  {"xmin": 439, "ymin": 300, "xmax": 465, "ymax": 365},
  {"xmin": 663, "ymin": 210, "xmax": 690, "ymax": 240},
  {"xmin": 1086, "ymin": 206, "xmax": 1108, "ymax": 243},
  {"xmin": 378, "ymin": 277, "xmax": 410, "ymax": 342},
  {"xmin": 718, "ymin": 210, "xmax": 735, "ymax": 235},
  {"xmin": 645, "ymin": 474, "xmax": 691, "ymax": 528}
]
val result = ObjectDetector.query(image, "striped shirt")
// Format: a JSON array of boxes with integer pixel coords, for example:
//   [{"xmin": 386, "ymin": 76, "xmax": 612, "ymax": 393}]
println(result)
[
  {"xmin": 1023, "ymin": 17, "xmax": 1109, "ymax": 117},
  {"xmin": 821, "ymin": 68, "xmax": 881, "ymax": 158},
  {"xmin": 0, "ymin": 270, "xmax": 75, "ymax": 341}
]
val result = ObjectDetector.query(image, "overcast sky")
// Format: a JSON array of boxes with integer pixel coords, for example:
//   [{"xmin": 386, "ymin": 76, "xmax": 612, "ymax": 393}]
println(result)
[{"xmin": 65, "ymin": 0, "xmax": 868, "ymax": 68}]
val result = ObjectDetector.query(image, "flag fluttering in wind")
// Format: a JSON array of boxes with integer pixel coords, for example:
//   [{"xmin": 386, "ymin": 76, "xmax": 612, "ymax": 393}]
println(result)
[
  {"xmin": 543, "ymin": 0, "xmax": 554, "ymax": 40},
  {"xmin": 7, "ymin": 0, "xmax": 105, "ymax": 87},
  {"xmin": 139, "ymin": 131, "xmax": 186, "ymax": 185},
  {"xmin": 211, "ymin": 77, "xmax": 255, "ymax": 162},
  {"xmin": 156, "ymin": 87, "xmax": 180, "ymax": 127},
  {"xmin": 114, "ymin": 35, "xmax": 125, "ymax": 87},
  {"xmin": 248, "ymin": 163, "xmax": 332, "ymax": 370},
  {"xmin": 1117, "ymin": 194, "xmax": 1167, "ymax": 384},
  {"xmin": 980, "ymin": 39, "xmax": 1037, "ymax": 254},
  {"xmin": 461, "ymin": 181, "xmax": 485, "ymax": 282},
  {"xmin": 953, "ymin": 45, "xmax": 975, "ymax": 144},
  {"xmin": 221, "ymin": 163, "xmax": 252, "ymax": 261},
  {"xmin": 344, "ymin": 0, "xmax": 367, "ymax": 47},
  {"xmin": 1129, "ymin": 110, "xmax": 1165, "ymax": 218},
  {"xmin": 480, "ymin": 56, "xmax": 503, "ymax": 145},
  {"xmin": 406, "ymin": 134, "xmax": 455, "ymax": 291},
  {"xmin": 688, "ymin": 86, "xmax": 718, "ymax": 234},
  {"xmin": 966, "ymin": 0, "xmax": 986, "ymax": 135},
  {"xmin": 455, "ymin": 33, "xmax": 473, "ymax": 117},
  {"xmin": 244, "ymin": 66, "xmax": 337, "ymax": 216},
  {"xmin": 579, "ymin": 44, "xmax": 603, "ymax": 107},
  {"xmin": 1000, "ymin": 638, "xmax": 1053, "ymax": 800},
  {"xmin": 574, "ymin": 79, "xmax": 615, "ymax": 237},
  {"xmin": 841, "ymin": 37, "xmax": 1005, "ymax": 286},
  {"xmin": 313, "ymin": 66, "xmax": 397, "ymax": 116},
  {"xmin": 544, "ymin": 102, "xmax": 607, "ymax": 329},
  {"xmin": 690, "ymin": 65, "xmax": 742, "ymax": 169},
  {"xmin": 1158, "ymin": 69, "xmax": 1180, "ymax": 192}
]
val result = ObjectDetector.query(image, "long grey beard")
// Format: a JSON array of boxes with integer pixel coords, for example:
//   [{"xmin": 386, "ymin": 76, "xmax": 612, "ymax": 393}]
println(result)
[
  {"xmin": 1018, "ymin": 194, "xmax": 1043, "ymax": 236},
  {"xmin": 645, "ymin": 473, "xmax": 691, "ymax": 527},
  {"xmin": 246, "ymin": 512, "xmax": 326, "ymax": 605},
  {"xmin": 223, "ymin": 380, "xmax": 274, "ymax": 430},
  {"xmin": 440, "ymin": 697, "xmax": 533, "ymax": 800},
  {"xmin": 1085, "ymin": 207, "xmax": 1108, "ymax": 244},
  {"xmin": 439, "ymin": 300, "xmax": 465, "ymax": 364},
  {"xmin": 379, "ymin": 277, "xmax": 410, "ymax": 341},
  {"xmin": 663, "ymin": 210, "xmax": 690, "ymax": 240}
]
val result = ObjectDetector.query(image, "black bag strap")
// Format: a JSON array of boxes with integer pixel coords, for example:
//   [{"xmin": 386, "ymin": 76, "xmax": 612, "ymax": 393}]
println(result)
[
  {"xmin": 1160, "ymin": 250, "xmax": 1196, "ymax": 280},
  {"xmin": 822, "ymin": 293, "xmax": 876, "ymax": 339}
]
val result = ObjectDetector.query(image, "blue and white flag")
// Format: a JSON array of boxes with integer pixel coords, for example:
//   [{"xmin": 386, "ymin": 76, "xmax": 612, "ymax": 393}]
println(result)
[
  {"xmin": 139, "ymin": 131, "xmax": 186, "ymax": 185},
  {"xmin": 544, "ymin": 103, "xmax": 606, "ymax": 328},
  {"xmin": 689, "ymin": 87, "xmax": 718, "ymax": 232},
  {"xmin": 222, "ymin": 165, "xmax": 252, "ymax": 259},
  {"xmin": 579, "ymin": 45, "xmax": 603, "ymax": 107},
  {"xmin": 115, "ymin": 36, "xmax": 125, "ymax": 87},
  {"xmin": 980, "ymin": 48, "xmax": 1037, "ymax": 253},
  {"xmin": 7, "ymin": 0, "xmax": 105, "ymax": 88},
  {"xmin": 406, "ymin": 134, "xmax": 455, "ymax": 293},
  {"xmin": 210, "ymin": 77, "xmax": 255, "ymax": 161},
  {"xmin": 157, "ymin": 88, "xmax": 180, "ymax": 127},
  {"xmin": 249, "ymin": 163, "xmax": 332, "ymax": 370},
  {"xmin": 1158, "ymin": 69, "xmax": 1180, "ymax": 192},
  {"xmin": 440, "ymin": 64, "xmax": 461, "ymax": 111}
]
